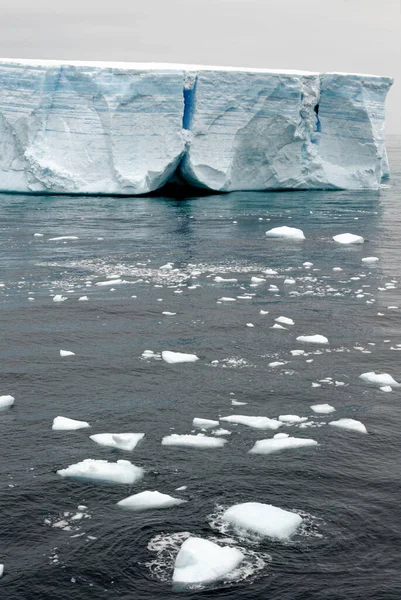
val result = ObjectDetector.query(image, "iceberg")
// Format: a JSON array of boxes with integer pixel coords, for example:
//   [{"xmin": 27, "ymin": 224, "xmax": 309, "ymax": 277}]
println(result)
[
  {"xmin": 0, "ymin": 59, "xmax": 392, "ymax": 195},
  {"xmin": 172, "ymin": 537, "xmax": 244, "ymax": 587},
  {"xmin": 222, "ymin": 502, "xmax": 302, "ymax": 540}
]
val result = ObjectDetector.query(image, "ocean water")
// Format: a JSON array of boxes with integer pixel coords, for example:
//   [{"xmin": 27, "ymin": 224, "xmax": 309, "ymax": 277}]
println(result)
[{"xmin": 1, "ymin": 137, "xmax": 401, "ymax": 600}]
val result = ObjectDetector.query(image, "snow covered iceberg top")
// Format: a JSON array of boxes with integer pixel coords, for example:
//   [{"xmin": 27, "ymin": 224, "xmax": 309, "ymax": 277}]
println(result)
[{"xmin": 0, "ymin": 58, "xmax": 393, "ymax": 195}]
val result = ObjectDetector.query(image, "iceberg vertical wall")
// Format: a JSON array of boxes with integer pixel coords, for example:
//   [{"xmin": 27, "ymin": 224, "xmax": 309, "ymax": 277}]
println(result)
[{"xmin": 0, "ymin": 59, "xmax": 393, "ymax": 195}]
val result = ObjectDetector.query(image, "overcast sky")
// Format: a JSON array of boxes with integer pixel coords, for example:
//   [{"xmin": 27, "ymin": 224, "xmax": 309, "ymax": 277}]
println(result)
[{"xmin": 0, "ymin": 0, "xmax": 399, "ymax": 132}]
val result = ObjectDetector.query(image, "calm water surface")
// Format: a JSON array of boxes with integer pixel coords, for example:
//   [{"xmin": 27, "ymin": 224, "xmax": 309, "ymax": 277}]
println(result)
[{"xmin": 1, "ymin": 138, "xmax": 401, "ymax": 600}]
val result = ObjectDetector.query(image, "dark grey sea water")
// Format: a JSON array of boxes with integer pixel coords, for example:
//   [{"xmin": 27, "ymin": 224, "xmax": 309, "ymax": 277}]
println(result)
[{"xmin": 1, "ymin": 138, "xmax": 401, "ymax": 600}]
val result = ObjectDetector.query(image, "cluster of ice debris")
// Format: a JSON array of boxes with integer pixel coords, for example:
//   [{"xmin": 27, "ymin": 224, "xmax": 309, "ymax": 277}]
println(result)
[{"xmin": 0, "ymin": 59, "xmax": 393, "ymax": 195}]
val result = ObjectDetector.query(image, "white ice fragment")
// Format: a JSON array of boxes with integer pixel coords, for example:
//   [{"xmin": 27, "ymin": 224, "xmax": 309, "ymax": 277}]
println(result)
[
  {"xmin": 284, "ymin": 278, "xmax": 296, "ymax": 284},
  {"xmin": 290, "ymin": 349, "xmax": 305, "ymax": 356},
  {"xmin": 192, "ymin": 418, "xmax": 219, "ymax": 430},
  {"xmin": 0, "ymin": 564, "xmax": 3, "ymax": 577},
  {"xmin": 275, "ymin": 316, "xmax": 294, "ymax": 326},
  {"xmin": 249, "ymin": 436, "xmax": 318, "ymax": 454},
  {"xmin": 263, "ymin": 269, "xmax": 278, "ymax": 275},
  {"xmin": 172, "ymin": 537, "xmax": 244, "ymax": 587},
  {"xmin": 296, "ymin": 335, "xmax": 329, "ymax": 344},
  {"xmin": 95, "ymin": 279, "xmax": 127, "ymax": 286},
  {"xmin": 60, "ymin": 349, "xmax": 75, "ymax": 357},
  {"xmin": 362, "ymin": 257, "xmax": 379, "ymax": 264},
  {"xmin": 160, "ymin": 262, "xmax": 174, "ymax": 270},
  {"xmin": 162, "ymin": 351, "xmax": 199, "ymax": 364},
  {"xmin": 53, "ymin": 294, "xmax": 67, "ymax": 302},
  {"xmin": 117, "ymin": 490, "xmax": 186, "ymax": 510},
  {"xmin": 162, "ymin": 311, "xmax": 177, "ymax": 316},
  {"xmin": 310, "ymin": 404, "xmax": 336, "ymax": 414},
  {"xmin": 231, "ymin": 400, "xmax": 247, "ymax": 406},
  {"xmin": 359, "ymin": 372, "xmax": 400, "ymax": 387},
  {"xmin": 0, "ymin": 395, "xmax": 15, "ymax": 409},
  {"xmin": 333, "ymin": 267, "xmax": 343, "ymax": 271},
  {"xmin": 259, "ymin": 310, "xmax": 269, "ymax": 315},
  {"xmin": 380, "ymin": 385, "xmax": 392, "ymax": 392},
  {"xmin": 329, "ymin": 418, "xmax": 367, "ymax": 434},
  {"xmin": 222, "ymin": 502, "xmax": 302, "ymax": 541},
  {"xmin": 220, "ymin": 415, "xmax": 282, "ymax": 430},
  {"xmin": 214, "ymin": 276, "xmax": 238, "ymax": 283},
  {"xmin": 213, "ymin": 428, "xmax": 231, "ymax": 436},
  {"xmin": 52, "ymin": 416, "xmax": 90, "ymax": 430},
  {"xmin": 48, "ymin": 236, "xmax": 79, "ymax": 241},
  {"xmin": 268, "ymin": 361, "xmax": 285, "ymax": 368},
  {"xmin": 333, "ymin": 233, "xmax": 364, "ymax": 244},
  {"xmin": 78, "ymin": 296, "xmax": 88, "ymax": 301},
  {"xmin": 90, "ymin": 433, "xmax": 145, "ymax": 451},
  {"xmin": 57, "ymin": 459, "xmax": 144, "ymax": 484},
  {"xmin": 273, "ymin": 433, "xmax": 289, "ymax": 439},
  {"xmin": 265, "ymin": 226, "xmax": 305, "ymax": 241},
  {"xmin": 278, "ymin": 415, "xmax": 308, "ymax": 423},
  {"xmin": 176, "ymin": 486, "xmax": 187, "ymax": 491},
  {"xmin": 251, "ymin": 277, "xmax": 265, "ymax": 284},
  {"xmin": 161, "ymin": 434, "xmax": 226, "ymax": 449},
  {"xmin": 303, "ymin": 262, "xmax": 313, "ymax": 267},
  {"xmin": 33, "ymin": 233, "xmax": 43, "ymax": 237},
  {"xmin": 272, "ymin": 323, "xmax": 286, "ymax": 329},
  {"xmin": 218, "ymin": 297, "xmax": 236, "ymax": 302},
  {"xmin": 246, "ymin": 323, "xmax": 254, "ymax": 328},
  {"xmin": 142, "ymin": 350, "xmax": 155, "ymax": 358}
]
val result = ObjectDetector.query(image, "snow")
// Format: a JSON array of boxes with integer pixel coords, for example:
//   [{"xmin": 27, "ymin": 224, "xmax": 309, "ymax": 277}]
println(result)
[
  {"xmin": 60, "ymin": 349, "xmax": 75, "ymax": 357},
  {"xmin": 162, "ymin": 351, "xmax": 199, "ymax": 364},
  {"xmin": 172, "ymin": 537, "xmax": 244, "ymax": 586},
  {"xmin": 90, "ymin": 433, "xmax": 145, "ymax": 451},
  {"xmin": 57, "ymin": 459, "xmax": 145, "ymax": 484},
  {"xmin": 265, "ymin": 226, "xmax": 305, "ymax": 240},
  {"xmin": 296, "ymin": 334, "xmax": 329, "ymax": 344},
  {"xmin": 333, "ymin": 233, "xmax": 364, "ymax": 244},
  {"xmin": 359, "ymin": 371, "xmax": 400, "ymax": 387},
  {"xmin": 310, "ymin": 404, "xmax": 336, "ymax": 414},
  {"xmin": 362, "ymin": 257, "xmax": 379, "ymax": 264},
  {"xmin": 249, "ymin": 436, "xmax": 318, "ymax": 454},
  {"xmin": 193, "ymin": 418, "xmax": 219, "ymax": 430},
  {"xmin": 52, "ymin": 416, "xmax": 90, "ymax": 430},
  {"xmin": 329, "ymin": 418, "xmax": 367, "ymax": 434},
  {"xmin": 275, "ymin": 316, "xmax": 294, "ymax": 325},
  {"xmin": 278, "ymin": 414, "xmax": 308, "ymax": 423},
  {"xmin": 220, "ymin": 415, "xmax": 282, "ymax": 430},
  {"xmin": 222, "ymin": 502, "xmax": 302, "ymax": 540},
  {"xmin": 117, "ymin": 490, "xmax": 186, "ymax": 510},
  {"xmin": 161, "ymin": 434, "xmax": 226, "ymax": 448},
  {"xmin": 0, "ymin": 395, "xmax": 15, "ymax": 409}
]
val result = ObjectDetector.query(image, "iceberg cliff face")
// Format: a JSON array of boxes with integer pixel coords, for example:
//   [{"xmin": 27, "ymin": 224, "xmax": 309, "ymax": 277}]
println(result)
[{"xmin": 0, "ymin": 59, "xmax": 393, "ymax": 195}]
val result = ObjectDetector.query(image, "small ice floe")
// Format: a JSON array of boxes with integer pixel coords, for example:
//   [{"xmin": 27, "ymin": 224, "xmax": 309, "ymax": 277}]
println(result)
[
  {"xmin": 222, "ymin": 502, "xmax": 302, "ymax": 541},
  {"xmin": 290, "ymin": 349, "xmax": 305, "ymax": 356},
  {"xmin": 249, "ymin": 436, "xmax": 318, "ymax": 454},
  {"xmin": 161, "ymin": 434, "xmax": 226, "ymax": 449},
  {"xmin": 214, "ymin": 276, "xmax": 238, "ymax": 283},
  {"xmin": 333, "ymin": 267, "xmax": 343, "ymax": 272},
  {"xmin": 0, "ymin": 564, "xmax": 3, "ymax": 577},
  {"xmin": 264, "ymin": 268, "xmax": 278, "ymax": 275},
  {"xmin": 272, "ymin": 323, "xmax": 286, "ymax": 330},
  {"xmin": 193, "ymin": 418, "xmax": 219, "ymax": 430},
  {"xmin": 380, "ymin": 385, "xmax": 392, "ymax": 392},
  {"xmin": 117, "ymin": 490, "xmax": 186, "ymax": 511},
  {"xmin": 329, "ymin": 418, "xmax": 367, "ymax": 434},
  {"xmin": 60, "ymin": 350, "xmax": 75, "ymax": 357},
  {"xmin": 362, "ymin": 257, "xmax": 379, "ymax": 264},
  {"xmin": 95, "ymin": 279, "xmax": 127, "ymax": 286},
  {"xmin": 265, "ymin": 226, "xmax": 305, "ymax": 241},
  {"xmin": 359, "ymin": 372, "xmax": 400, "ymax": 387},
  {"xmin": 220, "ymin": 415, "xmax": 282, "ymax": 430},
  {"xmin": 162, "ymin": 351, "xmax": 199, "ymax": 364},
  {"xmin": 218, "ymin": 297, "xmax": 236, "ymax": 302},
  {"xmin": 78, "ymin": 296, "xmax": 88, "ymax": 301},
  {"xmin": 333, "ymin": 233, "xmax": 364, "ymax": 244},
  {"xmin": 57, "ymin": 459, "xmax": 144, "ymax": 484},
  {"xmin": 231, "ymin": 400, "xmax": 247, "ymax": 406},
  {"xmin": 162, "ymin": 312, "xmax": 177, "ymax": 316},
  {"xmin": 273, "ymin": 433, "xmax": 289, "ymax": 439},
  {"xmin": 310, "ymin": 404, "xmax": 336, "ymax": 414},
  {"xmin": 172, "ymin": 537, "xmax": 244, "ymax": 587},
  {"xmin": 53, "ymin": 294, "xmax": 67, "ymax": 302},
  {"xmin": 278, "ymin": 415, "xmax": 308, "ymax": 423},
  {"xmin": 48, "ymin": 236, "xmax": 79, "ymax": 241},
  {"xmin": 33, "ymin": 233, "xmax": 44, "ymax": 237},
  {"xmin": 213, "ymin": 428, "xmax": 231, "ymax": 436},
  {"xmin": 176, "ymin": 486, "xmax": 187, "ymax": 491},
  {"xmin": 296, "ymin": 335, "xmax": 329, "ymax": 345},
  {"xmin": 160, "ymin": 263, "xmax": 174, "ymax": 270},
  {"xmin": 259, "ymin": 310, "xmax": 269, "ymax": 315},
  {"xmin": 275, "ymin": 316, "xmax": 294, "ymax": 326},
  {"xmin": 303, "ymin": 262, "xmax": 313, "ymax": 267},
  {"xmin": 0, "ymin": 395, "xmax": 15, "ymax": 409},
  {"xmin": 268, "ymin": 361, "xmax": 285, "ymax": 368},
  {"xmin": 90, "ymin": 433, "xmax": 145, "ymax": 451},
  {"xmin": 52, "ymin": 416, "xmax": 90, "ymax": 430},
  {"xmin": 251, "ymin": 277, "xmax": 265, "ymax": 284},
  {"xmin": 284, "ymin": 278, "xmax": 296, "ymax": 284},
  {"xmin": 246, "ymin": 323, "xmax": 254, "ymax": 328}
]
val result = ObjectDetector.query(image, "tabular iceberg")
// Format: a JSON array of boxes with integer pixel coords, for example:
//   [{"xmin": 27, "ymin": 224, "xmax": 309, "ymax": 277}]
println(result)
[{"xmin": 0, "ymin": 59, "xmax": 393, "ymax": 195}]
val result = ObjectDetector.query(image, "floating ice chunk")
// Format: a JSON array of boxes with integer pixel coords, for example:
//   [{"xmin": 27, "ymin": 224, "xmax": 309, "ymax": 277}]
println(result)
[
  {"xmin": 333, "ymin": 233, "xmax": 364, "ymax": 244},
  {"xmin": 117, "ymin": 490, "xmax": 186, "ymax": 510},
  {"xmin": 272, "ymin": 323, "xmax": 286, "ymax": 329},
  {"xmin": 333, "ymin": 267, "xmax": 343, "ymax": 272},
  {"xmin": 53, "ymin": 294, "xmax": 67, "ymax": 302},
  {"xmin": 48, "ymin": 236, "xmax": 79, "ymax": 241},
  {"xmin": 362, "ymin": 257, "xmax": 379, "ymax": 264},
  {"xmin": 193, "ymin": 418, "xmax": 219, "ymax": 430},
  {"xmin": 162, "ymin": 311, "xmax": 177, "ymax": 316},
  {"xmin": 251, "ymin": 277, "xmax": 265, "ymax": 284},
  {"xmin": 160, "ymin": 263, "xmax": 174, "ymax": 270},
  {"xmin": 259, "ymin": 310, "xmax": 269, "ymax": 315},
  {"xmin": 176, "ymin": 486, "xmax": 187, "ymax": 491},
  {"xmin": 57, "ymin": 459, "xmax": 144, "ymax": 484},
  {"xmin": 273, "ymin": 433, "xmax": 289, "ymax": 439},
  {"xmin": 90, "ymin": 433, "xmax": 145, "ymax": 451},
  {"xmin": 162, "ymin": 351, "xmax": 199, "ymax": 364},
  {"xmin": 214, "ymin": 276, "xmax": 238, "ymax": 283},
  {"xmin": 290, "ymin": 349, "xmax": 305, "ymax": 356},
  {"xmin": 218, "ymin": 297, "xmax": 236, "ymax": 302},
  {"xmin": 162, "ymin": 434, "xmax": 226, "ymax": 448},
  {"xmin": 95, "ymin": 279, "xmax": 127, "ymax": 286},
  {"xmin": 275, "ymin": 316, "xmax": 294, "ymax": 325},
  {"xmin": 0, "ymin": 564, "xmax": 3, "ymax": 577},
  {"xmin": 249, "ymin": 436, "xmax": 318, "ymax": 454},
  {"xmin": 284, "ymin": 278, "xmax": 296, "ymax": 284},
  {"xmin": 278, "ymin": 415, "xmax": 308, "ymax": 423},
  {"xmin": 231, "ymin": 400, "xmax": 247, "ymax": 406},
  {"xmin": 380, "ymin": 385, "xmax": 392, "ymax": 392},
  {"xmin": 172, "ymin": 537, "xmax": 244, "ymax": 587},
  {"xmin": 268, "ymin": 361, "xmax": 285, "ymax": 367},
  {"xmin": 222, "ymin": 502, "xmax": 302, "ymax": 541},
  {"xmin": 263, "ymin": 268, "xmax": 278, "ymax": 275},
  {"xmin": 296, "ymin": 335, "xmax": 329, "ymax": 344},
  {"xmin": 310, "ymin": 404, "xmax": 336, "ymax": 414},
  {"xmin": 142, "ymin": 350, "xmax": 155, "ymax": 358},
  {"xmin": 60, "ymin": 349, "xmax": 75, "ymax": 357},
  {"xmin": 78, "ymin": 296, "xmax": 88, "ymax": 301},
  {"xmin": 0, "ymin": 395, "xmax": 14, "ymax": 409},
  {"xmin": 329, "ymin": 418, "xmax": 367, "ymax": 434},
  {"xmin": 52, "ymin": 416, "xmax": 90, "ymax": 430},
  {"xmin": 265, "ymin": 226, "xmax": 305, "ymax": 241},
  {"xmin": 359, "ymin": 372, "xmax": 400, "ymax": 387},
  {"xmin": 246, "ymin": 323, "xmax": 254, "ymax": 328},
  {"xmin": 303, "ymin": 262, "xmax": 313, "ymax": 267},
  {"xmin": 33, "ymin": 232, "xmax": 43, "ymax": 237},
  {"xmin": 213, "ymin": 428, "xmax": 231, "ymax": 436},
  {"xmin": 220, "ymin": 415, "xmax": 282, "ymax": 430}
]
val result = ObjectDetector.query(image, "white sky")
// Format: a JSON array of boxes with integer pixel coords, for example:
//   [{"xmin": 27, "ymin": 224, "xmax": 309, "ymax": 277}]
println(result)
[{"xmin": 0, "ymin": 0, "xmax": 399, "ymax": 132}]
